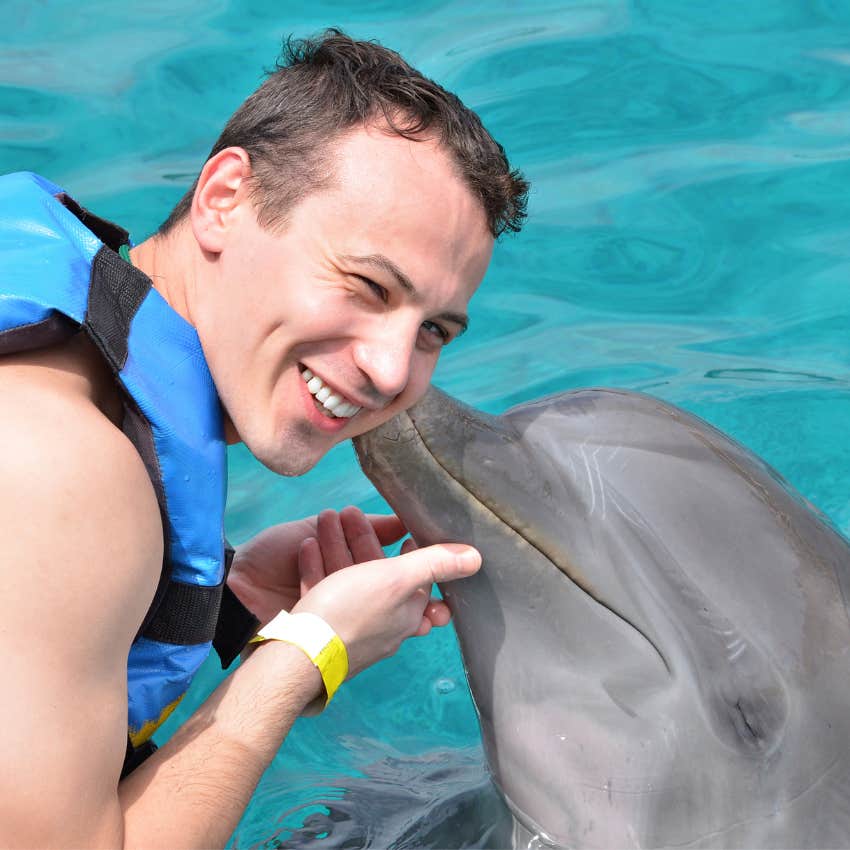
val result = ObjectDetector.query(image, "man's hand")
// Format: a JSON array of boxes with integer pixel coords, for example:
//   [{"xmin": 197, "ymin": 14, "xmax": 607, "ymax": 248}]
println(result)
[
  {"xmin": 227, "ymin": 507, "xmax": 406, "ymax": 626},
  {"xmin": 295, "ymin": 534, "xmax": 480, "ymax": 678},
  {"xmin": 230, "ymin": 504, "xmax": 481, "ymax": 679},
  {"xmin": 299, "ymin": 513, "xmax": 458, "ymax": 637}
]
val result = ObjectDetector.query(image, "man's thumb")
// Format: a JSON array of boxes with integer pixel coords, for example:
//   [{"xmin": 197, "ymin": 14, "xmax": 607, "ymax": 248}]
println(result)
[{"xmin": 399, "ymin": 542, "xmax": 481, "ymax": 585}]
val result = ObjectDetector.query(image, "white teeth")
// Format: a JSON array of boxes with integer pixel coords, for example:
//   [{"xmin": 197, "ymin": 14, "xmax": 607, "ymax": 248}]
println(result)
[{"xmin": 300, "ymin": 367, "xmax": 362, "ymax": 420}]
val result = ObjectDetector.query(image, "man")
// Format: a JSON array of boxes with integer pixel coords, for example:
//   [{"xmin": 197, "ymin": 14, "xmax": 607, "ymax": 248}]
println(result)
[{"xmin": 0, "ymin": 31, "xmax": 527, "ymax": 848}]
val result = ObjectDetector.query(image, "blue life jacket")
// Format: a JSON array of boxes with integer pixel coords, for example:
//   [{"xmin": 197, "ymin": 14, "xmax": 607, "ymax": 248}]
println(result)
[{"xmin": 0, "ymin": 172, "xmax": 259, "ymax": 775}]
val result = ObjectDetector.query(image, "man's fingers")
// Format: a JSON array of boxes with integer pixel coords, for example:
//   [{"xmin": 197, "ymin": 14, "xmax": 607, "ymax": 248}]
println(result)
[
  {"xmin": 341, "ymin": 506, "xmax": 386, "ymax": 563},
  {"xmin": 316, "ymin": 509, "xmax": 353, "ymax": 572},
  {"xmin": 367, "ymin": 512, "xmax": 407, "ymax": 546},
  {"xmin": 400, "ymin": 537, "xmax": 418, "ymax": 556},
  {"xmin": 398, "ymin": 543, "xmax": 481, "ymax": 587},
  {"xmin": 423, "ymin": 598, "xmax": 451, "ymax": 627},
  {"xmin": 298, "ymin": 537, "xmax": 325, "ymax": 597},
  {"xmin": 414, "ymin": 616, "xmax": 433, "ymax": 637}
]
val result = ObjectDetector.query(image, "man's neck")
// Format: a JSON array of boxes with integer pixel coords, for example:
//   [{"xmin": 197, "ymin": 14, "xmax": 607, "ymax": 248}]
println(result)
[{"xmin": 129, "ymin": 225, "xmax": 199, "ymax": 328}]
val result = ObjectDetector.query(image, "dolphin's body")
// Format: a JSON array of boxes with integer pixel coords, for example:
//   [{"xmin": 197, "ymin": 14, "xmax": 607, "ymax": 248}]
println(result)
[{"xmin": 354, "ymin": 386, "xmax": 850, "ymax": 849}]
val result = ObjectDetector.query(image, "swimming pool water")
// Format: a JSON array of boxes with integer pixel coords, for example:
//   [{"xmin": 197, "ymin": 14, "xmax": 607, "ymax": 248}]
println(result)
[{"xmin": 4, "ymin": 0, "xmax": 850, "ymax": 845}]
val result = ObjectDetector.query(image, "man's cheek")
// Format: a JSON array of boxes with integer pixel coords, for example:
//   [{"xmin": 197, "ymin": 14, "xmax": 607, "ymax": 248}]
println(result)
[{"xmin": 407, "ymin": 358, "xmax": 439, "ymax": 403}]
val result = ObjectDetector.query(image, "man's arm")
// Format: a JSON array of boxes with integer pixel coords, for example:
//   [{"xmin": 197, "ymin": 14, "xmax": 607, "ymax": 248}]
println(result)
[
  {"xmin": 0, "ymin": 369, "xmax": 162, "ymax": 847},
  {"xmin": 0, "ymin": 365, "xmax": 480, "ymax": 849}
]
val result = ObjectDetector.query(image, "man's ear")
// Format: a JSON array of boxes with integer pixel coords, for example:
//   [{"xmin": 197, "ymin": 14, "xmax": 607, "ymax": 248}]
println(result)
[{"xmin": 190, "ymin": 147, "xmax": 252, "ymax": 254}]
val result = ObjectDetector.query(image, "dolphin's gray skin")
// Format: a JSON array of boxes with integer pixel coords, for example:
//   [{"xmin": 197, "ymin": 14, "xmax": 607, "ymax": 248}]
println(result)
[{"xmin": 354, "ymin": 386, "xmax": 850, "ymax": 849}]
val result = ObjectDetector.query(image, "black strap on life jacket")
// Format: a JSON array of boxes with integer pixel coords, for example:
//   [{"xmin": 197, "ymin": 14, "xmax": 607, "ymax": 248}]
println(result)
[
  {"xmin": 121, "ymin": 737, "xmax": 158, "ymax": 780},
  {"xmin": 214, "ymin": 547, "xmax": 262, "ymax": 669}
]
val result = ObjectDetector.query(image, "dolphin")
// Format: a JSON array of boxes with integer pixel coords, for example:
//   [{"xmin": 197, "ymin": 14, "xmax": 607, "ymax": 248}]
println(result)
[{"xmin": 353, "ymin": 386, "xmax": 850, "ymax": 849}]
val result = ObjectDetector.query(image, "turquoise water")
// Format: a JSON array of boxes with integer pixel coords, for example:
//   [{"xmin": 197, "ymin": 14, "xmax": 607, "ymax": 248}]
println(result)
[{"xmin": 5, "ymin": 0, "xmax": 850, "ymax": 845}]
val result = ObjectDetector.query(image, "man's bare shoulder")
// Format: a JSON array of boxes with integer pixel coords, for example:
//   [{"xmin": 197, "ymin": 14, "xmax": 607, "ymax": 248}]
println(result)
[{"xmin": 0, "ymin": 338, "xmax": 163, "ymax": 654}]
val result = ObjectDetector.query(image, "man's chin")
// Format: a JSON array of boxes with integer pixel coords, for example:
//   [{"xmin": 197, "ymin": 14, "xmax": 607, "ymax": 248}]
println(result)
[
  {"xmin": 257, "ymin": 446, "xmax": 321, "ymax": 477},
  {"xmin": 242, "ymin": 429, "xmax": 324, "ymax": 477}
]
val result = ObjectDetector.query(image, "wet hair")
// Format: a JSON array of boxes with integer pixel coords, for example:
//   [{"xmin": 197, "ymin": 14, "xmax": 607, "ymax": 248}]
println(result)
[{"xmin": 158, "ymin": 29, "xmax": 528, "ymax": 238}]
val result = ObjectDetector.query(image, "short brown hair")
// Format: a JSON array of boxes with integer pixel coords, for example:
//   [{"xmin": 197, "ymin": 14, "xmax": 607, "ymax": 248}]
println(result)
[{"xmin": 158, "ymin": 30, "xmax": 528, "ymax": 238}]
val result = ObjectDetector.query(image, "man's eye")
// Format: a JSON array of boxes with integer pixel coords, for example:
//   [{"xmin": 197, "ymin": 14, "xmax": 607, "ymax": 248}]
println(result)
[
  {"xmin": 358, "ymin": 276, "xmax": 388, "ymax": 303},
  {"xmin": 420, "ymin": 320, "xmax": 450, "ymax": 346}
]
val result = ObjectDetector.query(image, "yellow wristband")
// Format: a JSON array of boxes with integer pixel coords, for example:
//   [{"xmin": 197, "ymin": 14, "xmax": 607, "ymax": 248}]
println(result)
[{"xmin": 250, "ymin": 611, "xmax": 348, "ymax": 708}]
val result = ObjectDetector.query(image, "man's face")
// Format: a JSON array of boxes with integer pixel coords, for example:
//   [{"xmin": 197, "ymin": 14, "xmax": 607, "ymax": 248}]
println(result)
[{"xmin": 196, "ymin": 125, "xmax": 494, "ymax": 475}]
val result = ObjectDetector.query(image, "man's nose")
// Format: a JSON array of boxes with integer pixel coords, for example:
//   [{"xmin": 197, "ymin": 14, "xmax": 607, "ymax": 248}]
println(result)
[{"xmin": 353, "ymin": 322, "xmax": 417, "ymax": 401}]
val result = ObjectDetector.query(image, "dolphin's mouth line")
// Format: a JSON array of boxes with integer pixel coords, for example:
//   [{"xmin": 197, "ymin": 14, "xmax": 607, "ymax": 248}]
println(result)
[{"xmin": 403, "ymin": 410, "xmax": 672, "ymax": 673}]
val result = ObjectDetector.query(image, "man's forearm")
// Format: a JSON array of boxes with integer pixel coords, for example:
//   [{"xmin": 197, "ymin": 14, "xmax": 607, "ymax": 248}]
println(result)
[{"xmin": 118, "ymin": 641, "xmax": 321, "ymax": 850}]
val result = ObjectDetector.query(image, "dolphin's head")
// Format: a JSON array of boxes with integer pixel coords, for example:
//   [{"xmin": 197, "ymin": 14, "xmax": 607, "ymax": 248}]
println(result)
[
  {"xmin": 354, "ymin": 385, "xmax": 850, "ymax": 847},
  {"xmin": 355, "ymin": 384, "xmax": 707, "ymax": 674},
  {"xmin": 354, "ymin": 386, "xmax": 682, "ymax": 842}
]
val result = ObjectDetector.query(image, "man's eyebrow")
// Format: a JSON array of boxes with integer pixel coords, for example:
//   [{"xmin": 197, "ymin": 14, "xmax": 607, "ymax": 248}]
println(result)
[
  {"xmin": 344, "ymin": 252, "xmax": 417, "ymax": 295},
  {"xmin": 342, "ymin": 252, "xmax": 470, "ymax": 333}
]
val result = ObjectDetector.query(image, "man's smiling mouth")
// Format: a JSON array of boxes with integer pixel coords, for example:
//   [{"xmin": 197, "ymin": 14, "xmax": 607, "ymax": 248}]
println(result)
[{"xmin": 300, "ymin": 366, "xmax": 363, "ymax": 420}]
